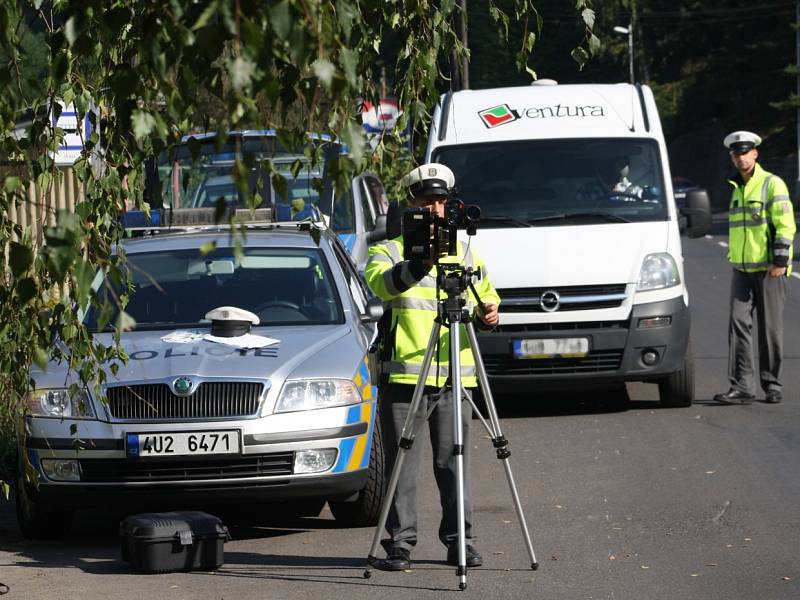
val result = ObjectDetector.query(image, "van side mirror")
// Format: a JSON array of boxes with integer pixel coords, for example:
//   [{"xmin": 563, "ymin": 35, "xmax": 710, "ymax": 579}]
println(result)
[
  {"xmin": 361, "ymin": 296, "xmax": 384, "ymax": 323},
  {"xmin": 680, "ymin": 189, "xmax": 711, "ymax": 238},
  {"xmin": 366, "ymin": 214, "xmax": 388, "ymax": 244}
]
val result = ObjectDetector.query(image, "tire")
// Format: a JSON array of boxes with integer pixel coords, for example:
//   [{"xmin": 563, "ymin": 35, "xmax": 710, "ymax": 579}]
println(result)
[
  {"xmin": 329, "ymin": 413, "xmax": 386, "ymax": 527},
  {"xmin": 658, "ymin": 341, "xmax": 695, "ymax": 408},
  {"xmin": 15, "ymin": 455, "xmax": 72, "ymax": 539}
]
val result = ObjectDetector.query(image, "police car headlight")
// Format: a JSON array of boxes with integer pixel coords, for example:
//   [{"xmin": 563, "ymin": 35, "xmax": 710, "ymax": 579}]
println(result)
[
  {"xmin": 26, "ymin": 388, "xmax": 95, "ymax": 419},
  {"xmin": 636, "ymin": 253, "xmax": 680, "ymax": 291},
  {"xmin": 275, "ymin": 379, "xmax": 361, "ymax": 413}
]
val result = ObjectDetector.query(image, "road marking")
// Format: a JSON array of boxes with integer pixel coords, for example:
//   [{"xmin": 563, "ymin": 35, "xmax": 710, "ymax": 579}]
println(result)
[
  {"xmin": 792, "ymin": 273, "xmax": 800, "ymax": 280},
  {"xmin": 718, "ymin": 241, "xmax": 728, "ymax": 248}
]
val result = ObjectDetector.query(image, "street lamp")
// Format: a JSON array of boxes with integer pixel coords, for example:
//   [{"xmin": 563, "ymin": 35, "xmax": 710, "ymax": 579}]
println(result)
[{"xmin": 614, "ymin": 24, "xmax": 634, "ymax": 85}]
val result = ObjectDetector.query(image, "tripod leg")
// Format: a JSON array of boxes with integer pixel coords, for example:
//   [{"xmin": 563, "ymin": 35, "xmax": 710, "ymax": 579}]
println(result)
[
  {"xmin": 465, "ymin": 322, "xmax": 539, "ymax": 571},
  {"xmin": 450, "ymin": 321, "xmax": 469, "ymax": 590},
  {"xmin": 364, "ymin": 321, "xmax": 442, "ymax": 578}
]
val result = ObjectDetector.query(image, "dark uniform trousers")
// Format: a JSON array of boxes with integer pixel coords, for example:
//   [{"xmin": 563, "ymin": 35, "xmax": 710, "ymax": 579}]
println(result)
[
  {"xmin": 379, "ymin": 382, "xmax": 474, "ymax": 551},
  {"xmin": 728, "ymin": 269, "xmax": 787, "ymax": 394}
]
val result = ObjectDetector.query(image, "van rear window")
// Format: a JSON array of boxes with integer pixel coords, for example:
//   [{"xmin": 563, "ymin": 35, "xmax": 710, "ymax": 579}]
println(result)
[{"xmin": 434, "ymin": 138, "xmax": 668, "ymax": 225}]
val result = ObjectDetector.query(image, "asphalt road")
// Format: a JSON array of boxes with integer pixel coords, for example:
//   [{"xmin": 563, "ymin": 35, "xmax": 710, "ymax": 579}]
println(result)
[{"xmin": 1, "ymin": 216, "xmax": 799, "ymax": 600}]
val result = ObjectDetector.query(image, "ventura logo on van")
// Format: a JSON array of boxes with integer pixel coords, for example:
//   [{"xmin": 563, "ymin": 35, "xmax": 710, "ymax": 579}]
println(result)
[
  {"xmin": 478, "ymin": 104, "xmax": 520, "ymax": 128},
  {"xmin": 478, "ymin": 103, "xmax": 606, "ymax": 128}
]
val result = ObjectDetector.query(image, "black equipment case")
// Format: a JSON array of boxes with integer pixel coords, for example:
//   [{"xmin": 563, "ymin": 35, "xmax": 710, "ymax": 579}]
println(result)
[{"xmin": 120, "ymin": 511, "xmax": 229, "ymax": 573}]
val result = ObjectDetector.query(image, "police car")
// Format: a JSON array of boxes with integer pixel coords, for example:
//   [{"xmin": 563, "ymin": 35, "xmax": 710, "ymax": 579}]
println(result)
[
  {"xmin": 135, "ymin": 130, "xmax": 389, "ymax": 272},
  {"xmin": 16, "ymin": 210, "xmax": 386, "ymax": 538}
]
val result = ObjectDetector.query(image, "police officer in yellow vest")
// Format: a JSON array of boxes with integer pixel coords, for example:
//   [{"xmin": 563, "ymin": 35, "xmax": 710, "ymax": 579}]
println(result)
[
  {"xmin": 714, "ymin": 131, "xmax": 796, "ymax": 404},
  {"xmin": 365, "ymin": 163, "xmax": 500, "ymax": 571}
]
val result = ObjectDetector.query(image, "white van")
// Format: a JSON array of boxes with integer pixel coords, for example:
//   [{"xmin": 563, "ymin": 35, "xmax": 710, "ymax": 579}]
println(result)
[{"xmin": 425, "ymin": 82, "xmax": 710, "ymax": 406}]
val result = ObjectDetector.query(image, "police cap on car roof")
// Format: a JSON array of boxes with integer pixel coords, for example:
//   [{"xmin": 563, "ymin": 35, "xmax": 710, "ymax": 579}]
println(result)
[
  {"xmin": 402, "ymin": 163, "xmax": 455, "ymax": 199},
  {"xmin": 723, "ymin": 131, "xmax": 762, "ymax": 154},
  {"xmin": 205, "ymin": 306, "xmax": 260, "ymax": 338}
]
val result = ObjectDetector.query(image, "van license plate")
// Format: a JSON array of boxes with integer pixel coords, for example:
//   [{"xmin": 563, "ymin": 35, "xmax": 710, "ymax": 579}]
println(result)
[
  {"xmin": 513, "ymin": 338, "xmax": 589, "ymax": 359},
  {"xmin": 126, "ymin": 431, "xmax": 240, "ymax": 458}
]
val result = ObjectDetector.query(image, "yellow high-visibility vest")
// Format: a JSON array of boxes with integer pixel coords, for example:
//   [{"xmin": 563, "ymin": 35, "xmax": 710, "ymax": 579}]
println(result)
[
  {"xmin": 365, "ymin": 237, "xmax": 500, "ymax": 388},
  {"xmin": 727, "ymin": 163, "xmax": 795, "ymax": 274}
]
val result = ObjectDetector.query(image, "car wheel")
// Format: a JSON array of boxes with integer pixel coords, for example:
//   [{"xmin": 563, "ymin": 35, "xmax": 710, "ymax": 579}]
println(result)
[
  {"xmin": 658, "ymin": 341, "xmax": 695, "ymax": 408},
  {"xmin": 15, "ymin": 455, "xmax": 72, "ymax": 539},
  {"xmin": 329, "ymin": 414, "xmax": 386, "ymax": 527}
]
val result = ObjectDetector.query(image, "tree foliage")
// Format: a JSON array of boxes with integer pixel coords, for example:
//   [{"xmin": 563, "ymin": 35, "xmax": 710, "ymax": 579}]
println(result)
[{"xmin": 0, "ymin": 1, "xmax": 596, "ymax": 488}]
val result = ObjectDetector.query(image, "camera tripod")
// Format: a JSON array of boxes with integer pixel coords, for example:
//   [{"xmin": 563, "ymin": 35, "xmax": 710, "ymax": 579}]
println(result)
[{"xmin": 363, "ymin": 264, "xmax": 538, "ymax": 591}]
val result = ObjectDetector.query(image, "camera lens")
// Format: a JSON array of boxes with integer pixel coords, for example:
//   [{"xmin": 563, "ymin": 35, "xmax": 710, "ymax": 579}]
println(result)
[{"xmin": 465, "ymin": 204, "xmax": 481, "ymax": 222}]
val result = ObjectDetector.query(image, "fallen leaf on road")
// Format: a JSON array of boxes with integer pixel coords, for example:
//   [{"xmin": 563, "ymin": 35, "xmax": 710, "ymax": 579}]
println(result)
[
  {"xmin": 555, "ymin": 504, "xmax": 563, "ymax": 509},
  {"xmin": 706, "ymin": 563, "xmax": 718, "ymax": 567},
  {"xmin": 782, "ymin": 577, "xmax": 792, "ymax": 581},
  {"xmin": 690, "ymin": 573, "xmax": 699, "ymax": 577},
  {"xmin": 705, "ymin": 470, "xmax": 716, "ymax": 474},
  {"xmin": 640, "ymin": 565, "xmax": 650, "ymax": 569},
  {"xmin": 502, "ymin": 519, "xmax": 512, "ymax": 524},
  {"xmin": 493, "ymin": 551, "xmax": 505, "ymax": 555},
  {"xmin": 550, "ymin": 556, "xmax": 558, "ymax": 561},
  {"xmin": 608, "ymin": 555, "xmax": 616, "ymax": 560},
  {"xmin": 744, "ymin": 538, "xmax": 752, "ymax": 541}
]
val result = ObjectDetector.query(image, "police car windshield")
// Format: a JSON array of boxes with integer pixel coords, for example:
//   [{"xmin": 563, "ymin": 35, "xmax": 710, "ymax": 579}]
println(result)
[
  {"xmin": 152, "ymin": 136, "xmax": 337, "ymax": 218},
  {"xmin": 85, "ymin": 247, "xmax": 344, "ymax": 331},
  {"xmin": 434, "ymin": 138, "xmax": 667, "ymax": 225}
]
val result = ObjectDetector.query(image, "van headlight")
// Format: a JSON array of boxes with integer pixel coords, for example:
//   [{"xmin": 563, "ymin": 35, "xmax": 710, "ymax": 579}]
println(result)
[
  {"xmin": 636, "ymin": 253, "xmax": 680, "ymax": 291},
  {"xmin": 275, "ymin": 379, "xmax": 361, "ymax": 413},
  {"xmin": 27, "ymin": 388, "xmax": 96, "ymax": 419}
]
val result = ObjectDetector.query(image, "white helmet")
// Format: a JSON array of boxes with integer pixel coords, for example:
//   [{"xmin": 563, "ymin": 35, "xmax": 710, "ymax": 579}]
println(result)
[{"xmin": 402, "ymin": 163, "xmax": 455, "ymax": 199}]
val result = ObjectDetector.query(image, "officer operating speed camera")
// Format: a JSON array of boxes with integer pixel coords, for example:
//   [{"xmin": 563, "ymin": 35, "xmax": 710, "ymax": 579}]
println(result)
[{"xmin": 363, "ymin": 163, "xmax": 499, "ymax": 571}]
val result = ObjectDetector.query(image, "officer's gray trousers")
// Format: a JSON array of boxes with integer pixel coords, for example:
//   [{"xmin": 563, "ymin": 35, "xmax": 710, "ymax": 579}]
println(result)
[
  {"xmin": 379, "ymin": 383, "xmax": 474, "ymax": 551},
  {"xmin": 728, "ymin": 269, "xmax": 787, "ymax": 394}
]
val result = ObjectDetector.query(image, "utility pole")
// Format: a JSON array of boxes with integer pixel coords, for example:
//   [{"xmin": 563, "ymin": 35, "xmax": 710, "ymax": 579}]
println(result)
[{"xmin": 458, "ymin": 0, "xmax": 469, "ymax": 89}]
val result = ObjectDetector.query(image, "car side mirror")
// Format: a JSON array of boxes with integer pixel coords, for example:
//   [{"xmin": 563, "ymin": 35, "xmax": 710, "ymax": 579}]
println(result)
[
  {"xmin": 366, "ymin": 214, "xmax": 388, "ymax": 244},
  {"xmin": 361, "ymin": 296, "xmax": 384, "ymax": 323},
  {"xmin": 680, "ymin": 189, "xmax": 711, "ymax": 238}
]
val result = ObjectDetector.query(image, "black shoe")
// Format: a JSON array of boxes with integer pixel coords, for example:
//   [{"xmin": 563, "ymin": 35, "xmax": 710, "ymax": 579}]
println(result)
[
  {"xmin": 713, "ymin": 389, "xmax": 755, "ymax": 404},
  {"xmin": 382, "ymin": 546, "xmax": 411, "ymax": 571},
  {"xmin": 446, "ymin": 544, "xmax": 483, "ymax": 567},
  {"xmin": 765, "ymin": 391, "xmax": 782, "ymax": 404}
]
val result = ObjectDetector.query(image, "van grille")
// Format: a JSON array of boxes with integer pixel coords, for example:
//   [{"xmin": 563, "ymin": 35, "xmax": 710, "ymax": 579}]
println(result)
[
  {"xmin": 105, "ymin": 382, "xmax": 263, "ymax": 420},
  {"xmin": 79, "ymin": 453, "xmax": 294, "ymax": 482},
  {"xmin": 483, "ymin": 350, "xmax": 624, "ymax": 376},
  {"xmin": 498, "ymin": 284, "xmax": 627, "ymax": 312}
]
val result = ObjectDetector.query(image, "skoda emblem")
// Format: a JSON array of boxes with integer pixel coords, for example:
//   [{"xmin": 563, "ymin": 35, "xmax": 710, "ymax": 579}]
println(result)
[
  {"xmin": 540, "ymin": 290, "xmax": 560, "ymax": 312},
  {"xmin": 173, "ymin": 377, "xmax": 193, "ymax": 396}
]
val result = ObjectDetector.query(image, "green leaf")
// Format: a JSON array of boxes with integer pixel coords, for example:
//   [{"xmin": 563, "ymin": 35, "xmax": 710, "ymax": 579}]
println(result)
[
  {"xmin": 116, "ymin": 311, "xmax": 136, "ymax": 332},
  {"xmin": 340, "ymin": 47, "xmax": 358, "ymax": 87},
  {"xmin": 16, "ymin": 277, "xmax": 38, "ymax": 305},
  {"xmin": 192, "ymin": 1, "xmax": 218, "ymax": 30},
  {"xmin": 3, "ymin": 175, "xmax": 21, "ymax": 193},
  {"xmin": 9, "ymin": 242, "xmax": 33, "ymax": 277},
  {"xmin": 33, "ymin": 346, "xmax": 49, "ymax": 371},
  {"xmin": 131, "ymin": 110, "xmax": 156, "ymax": 140},
  {"xmin": 230, "ymin": 55, "xmax": 256, "ymax": 92},
  {"xmin": 199, "ymin": 240, "xmax": 217, "ymax": 255},
  {"xmin": 270, "ymin": 0, "xmax": 292, "ymax": 40},
  {"xmin": 1, "ymin": 482, "xmax": 9, "ymax": 501},
  {"xmin": 313, "ymin": 58, "xmax": 335, "ymax": 88},
  {"xmin": 581, "ymin": 8, "xmax": 595, "ymax": 30}
]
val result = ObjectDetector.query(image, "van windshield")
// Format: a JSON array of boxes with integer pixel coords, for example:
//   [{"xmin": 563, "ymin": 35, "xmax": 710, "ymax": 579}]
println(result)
[{"xmin": 434, "ymin": 139, "xmax": 668, "ymax": 225}]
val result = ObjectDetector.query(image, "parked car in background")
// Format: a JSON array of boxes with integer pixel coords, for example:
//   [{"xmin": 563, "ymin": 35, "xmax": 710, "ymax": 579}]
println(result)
[
  {"xmin": 671, "ymin": 176, "xmax": 701, "ymax": 211},
  {"xmin": 17, "ymin": 213, "xmax": 386, "ymax": 538}
]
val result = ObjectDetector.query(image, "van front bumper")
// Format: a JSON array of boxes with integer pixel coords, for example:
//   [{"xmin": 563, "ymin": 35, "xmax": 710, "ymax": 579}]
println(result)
[{"xmin": 477, "ymin": 295, "xmax": 690, "ymax": 391}]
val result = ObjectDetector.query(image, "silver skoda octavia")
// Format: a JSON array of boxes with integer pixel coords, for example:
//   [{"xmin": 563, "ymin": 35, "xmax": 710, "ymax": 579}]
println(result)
[{"xmin": 17, "ymin": 218, "xmax": 385, "ymax": 538}]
